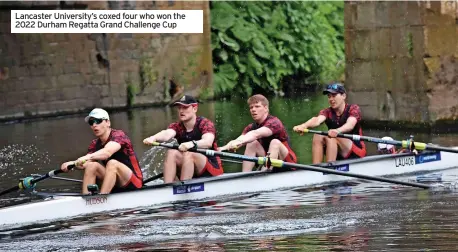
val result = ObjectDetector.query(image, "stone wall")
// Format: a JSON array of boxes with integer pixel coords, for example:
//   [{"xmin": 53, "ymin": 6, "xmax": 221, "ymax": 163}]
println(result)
[
  {"xmin": 345, "ymin": 1, "xmax": 458, "ymax": 129},
  {"xmin": 0, "ymin": 1, "xmax": 212, "ymax": 121}
]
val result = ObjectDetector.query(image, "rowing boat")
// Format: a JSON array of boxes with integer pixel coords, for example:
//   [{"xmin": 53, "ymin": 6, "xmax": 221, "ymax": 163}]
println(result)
[{"xmin": 0, "ymin": 150, "xmax": 456, "ymax": 227}]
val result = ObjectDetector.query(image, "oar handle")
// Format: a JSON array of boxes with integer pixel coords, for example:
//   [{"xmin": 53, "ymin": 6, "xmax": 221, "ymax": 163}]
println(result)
[{"xmin": 30, "ymin": 164, "xmax": 76, "ymax": 185}]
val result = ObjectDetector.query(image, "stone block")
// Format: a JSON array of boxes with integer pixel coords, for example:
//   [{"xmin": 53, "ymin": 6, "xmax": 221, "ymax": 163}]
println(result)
[
  {"xmin": 405, "ymin": 1, "xmax": 425, "ymax": 26},
  {"xmin": 424, "ymin": 25, "xmax": 457, "ymax": 57},
  {"xmin": 354, "ymin": 2, "xmax": 376, "ymax": 30},
  {"xmin": 390, "ymin": 27, "xmax": 409, "ymax": 58},
  {"xmin": 347, "ymin": 91, "xmax": 378, "ymax": 107},
  {"xmin": 112, "ymin": 96, "xmax": 127, "ymax": 107},
  {"xmin": 352, "ymin": 30, "xmax": 372, "ymax": 60},
  {"xmin": 60, "ymin": 86, "xmax": 85, "ymax": 100},
  {"xmin": 358, "ymin": 104, "xmax": 380, "ymax": 121},
  {"xmin": 347, "ymin": 60, "xmax": 373, "ymax": 92},
  {"xmin": 99, "ymin": 97, "xmax": 113, "ymax": 107},
  {"xmin": 89, "ymin": 73, "xmax": 107, "ymax": 86},
  {"xmin": 5, "ymin": 91, "xmax": 27, "ymax": 106},
  {"xmin": 370, "ymin": 28, "xmax": 392, "ymax": 59},
  {"xmin": 27, "ymin": 89, "xmax": 47, "ymax": 104},
  {"xmin": 374, "ymin": 1, "xmax": 392, "ymax": 28},
  {"xmin": 390, "ymin": 1, "xmax": 409, "ymax": 27},
  {"xmin": 57, "ymin": 73, "xmax": 85, "ymax": 87},
  {"xmin": 372, "ymin": 59, "xmax": 393, "ymax": 91}
]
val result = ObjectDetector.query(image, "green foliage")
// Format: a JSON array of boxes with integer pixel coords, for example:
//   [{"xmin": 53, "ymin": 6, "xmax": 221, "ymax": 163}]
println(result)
[
  {"xmin": 211, "ymin": 1, "xmax": 345, "ymax": 97},
  {"xmin": 406, "ymin": 32, "xmax": 414, "ymax": 58},
  {"xmin": 139, "ymin": 57, "xmax": 157, "ymax": 94},
  {"xmin": 126, "ymin": 72, "xmax": 136, "ymax": 108}
]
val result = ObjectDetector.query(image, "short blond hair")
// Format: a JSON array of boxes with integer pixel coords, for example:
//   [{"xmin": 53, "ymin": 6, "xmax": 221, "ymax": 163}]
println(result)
[{"xmin": 247, "ymin": 94, "xmax": 269, "ymax": 107}]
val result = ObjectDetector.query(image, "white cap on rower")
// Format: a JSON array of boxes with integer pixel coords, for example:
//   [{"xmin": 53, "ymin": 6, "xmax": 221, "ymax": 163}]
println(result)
[
  {"xmin": 377, "ymin": 136, "xmax": 394, "ymax": 150},
  {"xmin": 84, "ymin": 108, "xmax": 110, "ymax": 122}
]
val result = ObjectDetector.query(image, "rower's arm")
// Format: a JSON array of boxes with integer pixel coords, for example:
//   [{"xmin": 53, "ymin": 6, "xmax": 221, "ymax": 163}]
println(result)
[
  {"xmin": 150, "ymin": 129, "xmax": 177, "ymax": 142},
  {"xmin": 236, "ymin": 126, "xmax": 272, "ymax": 145},
  {"xmin": 196, "ymin": 132, "xmax": 215, "ymax": 149},
  {"xmin": 300, "ymin": 115, "xmax": 326, "ymax": 128},
  {"xmin": 336, "ymin": 116, "xmax": 357, "ymax": 133},
  {"xmin": 87, "ymin": 141, "xmax": 121, "ymax": 161}
]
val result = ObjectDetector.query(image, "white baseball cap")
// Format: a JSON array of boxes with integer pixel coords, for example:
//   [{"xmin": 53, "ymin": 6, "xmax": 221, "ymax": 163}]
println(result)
[
  {"xmin": 84, "ymin": 108, "xmax": 110, "ymax": 122},
  {"xmin": 377, "ymin": 136, "xmax": 394, "ymax": 150}
]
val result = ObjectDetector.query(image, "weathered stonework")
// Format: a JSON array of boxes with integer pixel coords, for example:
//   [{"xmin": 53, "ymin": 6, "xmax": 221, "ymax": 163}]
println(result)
[
  {"xmin": 0, "ymin": 1, "xmax": 212, "ymax": 121},
  {"xmin": 345, "ymin": 1, "xmax": 458, "ymax": 130}
]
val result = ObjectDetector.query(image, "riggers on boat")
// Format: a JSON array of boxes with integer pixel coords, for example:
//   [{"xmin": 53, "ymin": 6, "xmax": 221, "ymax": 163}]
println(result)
[{"xmin": 0, "ymin": 150, "xmax": 457, "ymax": 227}]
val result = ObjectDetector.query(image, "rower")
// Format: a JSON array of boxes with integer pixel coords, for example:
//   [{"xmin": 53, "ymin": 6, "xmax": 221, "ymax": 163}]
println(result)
[
  {"xmin": 376, "ymin": 137, "xmax": 396, "ymax": 154},
  {"xmin": 219, "ymin": 94, "xmax": 297, "ymax": 172},
  {"xmin": 377, "ymin": 136, "xmax": 418, "ymax": 155},
  {"xmin": 60, "ymin": 108, "xmax": 144, "ymax": 194},
  {"xmin": 293, "ymin": 83, "xmax": 366, "ymax": 164},
  {"xmin": 143, "ymin": 95, "xmax": 223, "ymax": 183}
]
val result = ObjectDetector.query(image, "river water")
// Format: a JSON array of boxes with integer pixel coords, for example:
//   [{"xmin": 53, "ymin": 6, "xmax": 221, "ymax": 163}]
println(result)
[{"xmin": 1, "ymin": 95, "xmax": 458, "ymax": 251}]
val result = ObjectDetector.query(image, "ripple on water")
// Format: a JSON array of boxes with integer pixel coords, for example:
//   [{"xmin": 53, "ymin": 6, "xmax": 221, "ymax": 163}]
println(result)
[{"xmin": 0, "ymin": 144, "xmax": 51, "ymax": 177}]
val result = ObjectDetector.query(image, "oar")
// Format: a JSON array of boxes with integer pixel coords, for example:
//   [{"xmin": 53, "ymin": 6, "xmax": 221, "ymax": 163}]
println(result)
[
  {"xmin": 151, "ymin": 142, "xmax": 431, "ymax": 189},
  {"xmin": 303, "ymin": 129, "xmax": 458, "ymax": 154},
  {"xmin": 0, "ymin": 164, "xmax": 76, "ymax": 197},
  {"xmin": 142, "ymin": 172, "xmax": 164, "ymax": 185}
]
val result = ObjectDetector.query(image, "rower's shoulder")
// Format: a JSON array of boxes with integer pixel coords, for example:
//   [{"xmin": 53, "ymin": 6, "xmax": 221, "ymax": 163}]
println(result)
[
  {"xmin": 198, "ymin": 116, "xmax": 216, "ymax": 125},
  {"xmin": 348, "ymin": 104, "xmax": 361, "ymax": 109},
  {"xmin": 110, "ymin": 129, "xmax": 133, "ymax": 142}
]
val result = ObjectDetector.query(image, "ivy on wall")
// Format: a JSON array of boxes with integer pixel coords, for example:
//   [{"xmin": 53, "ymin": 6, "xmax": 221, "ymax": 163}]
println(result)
[{"xmin": 211, "ymin": 1, "xmax": 344, "ymax": 97}]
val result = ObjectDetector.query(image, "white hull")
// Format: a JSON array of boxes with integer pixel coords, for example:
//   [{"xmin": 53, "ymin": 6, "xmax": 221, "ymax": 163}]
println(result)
[{"xmin": 1, "ymin": 151, "xmax": 457, "ymax": 226}]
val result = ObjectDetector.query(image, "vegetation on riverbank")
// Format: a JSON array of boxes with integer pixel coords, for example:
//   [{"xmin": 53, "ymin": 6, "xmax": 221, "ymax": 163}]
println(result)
[{"xmin": 211, "ymin": 1, "xmax": 345, "ymax": 98}]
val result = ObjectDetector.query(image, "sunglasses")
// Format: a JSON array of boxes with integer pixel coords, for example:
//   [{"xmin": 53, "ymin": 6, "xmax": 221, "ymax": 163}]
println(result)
[
  {"xmin": 88, "ymin": 118, "xmax": 104, "ymax": 126},
  {"xmin": 326, "ymin": 83, "xmax": 343, "ymax": 90}
]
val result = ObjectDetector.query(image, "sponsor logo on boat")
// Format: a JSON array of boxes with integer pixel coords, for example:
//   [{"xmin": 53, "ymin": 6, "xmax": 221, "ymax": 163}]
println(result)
[
  {"xmin": 415, "ymin": 152, "xmax": 441, "ymax": 164},
  {"xmin": 173, "ymin": 183, "xmax": 205, "ymax": 195},
  {"xmin": 86, "ymin": 196, "xmax": 108, "ymax": 206},
  {"xmin": 395, "ymin": 156, "xmax": 415, "ymax": 167},
  {"xmin": 323, "ymin": 164, "xmax": 349, "ymax": 175}
]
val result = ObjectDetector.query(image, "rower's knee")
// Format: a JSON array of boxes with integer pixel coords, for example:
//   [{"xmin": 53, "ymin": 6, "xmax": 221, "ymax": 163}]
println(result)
[
  {"xmin": 182, "ymin": 151, "xmax": 194, "ymax": 162},
  {"xmin": 245, "ymin": 140, "xmax": 259, "ymax": 150},
  {"xmin": 325, "ymin": 137, "xmax": 337, "ymax": 145},
  {"xmin": 269, "ymin": 139, "xmax": 282, "ymax": 150},
  {"xmin": 166, "ymin": 149, "xmax": 180, "ymax": 161},
  {"xmin": 312, "ymin": 134, "xmax": 325, "ymax": 145},
  {"xmin": 83, "ymin": 161, "xmax": 100, "ymax": 173},
  {"xmin": 106, "ymin": 159, "xmax": 121, "ymax": 172}
]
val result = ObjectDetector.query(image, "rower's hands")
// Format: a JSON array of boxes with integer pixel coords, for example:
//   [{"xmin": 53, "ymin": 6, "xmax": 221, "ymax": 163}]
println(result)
[
  {"xmin": 143, "ymin": 136, "xmax": 156, "ymax": 145},
  {"xmin": 328, "ymin": 129, "xmax": 341, "ymax": 138},
  {"xmin": 75, "ymin": 155, "xmax": 92, "ymax": 169},
  {"xmin": 218, "ymin": 140, "xmax": 242, "ymax": 152},
  {"xmin": 60, "ymin": 161, "xmax": 75, "ymax": 173},
  {"xmin": 178, "ymin": 141, "xmax": 194, "ymax": 152},
  {"xmin": 293, "ymin": 125, "xmax": 307, "ymax": 135}
]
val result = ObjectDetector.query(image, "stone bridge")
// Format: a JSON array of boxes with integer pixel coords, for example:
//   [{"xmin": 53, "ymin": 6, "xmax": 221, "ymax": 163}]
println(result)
[
  {"xmin": 0, "ymin": 0, "xmax": 212, "ymax": 121},
  {"xmin": 345, "ymin": 1, "xmax": 458, "ymax": 131}
]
